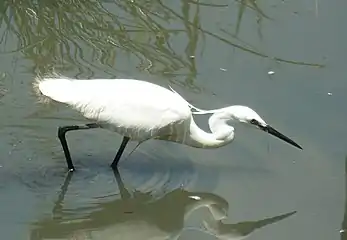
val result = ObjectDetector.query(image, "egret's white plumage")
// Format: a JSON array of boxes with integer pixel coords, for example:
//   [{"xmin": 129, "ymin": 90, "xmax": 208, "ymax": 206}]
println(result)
[
  {"xmin": 34, "ymin": 75, "xmax": 302, "ymax": 171},
  {"xmin": 35, "ymin": 76, "xmax": 234, "ymax": 148}
]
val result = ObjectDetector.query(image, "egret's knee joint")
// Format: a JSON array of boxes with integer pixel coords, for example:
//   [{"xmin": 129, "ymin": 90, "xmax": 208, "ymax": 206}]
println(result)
[{"xmin": 58, "ymin": 126, "xmax": 69, "ymax": 139}]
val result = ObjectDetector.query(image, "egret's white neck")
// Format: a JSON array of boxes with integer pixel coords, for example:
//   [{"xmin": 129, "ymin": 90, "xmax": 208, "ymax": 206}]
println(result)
[
  {"xmin": 186, "ymin": 111, "xmax": 235, "ymax": 149},
  {"xmin": 184, "ymin": 196, "xmax": 227, "ymax": 222}
]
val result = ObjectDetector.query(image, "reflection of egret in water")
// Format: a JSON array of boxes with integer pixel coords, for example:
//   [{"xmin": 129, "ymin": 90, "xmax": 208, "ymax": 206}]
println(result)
[
  {"xmin": 30, "ymin": 169, "xmax": 296, "ymax": 240},
  {"xmin": 16, "ymin": 147, "xmax": 200, "ymax": 199},
  {"xmin": 29, "ymin": 169, "xmax": 227, "ymax": 240},
  {"xmin": 202, "ymin": 211, "xmax": 296, "ymax": 240}
]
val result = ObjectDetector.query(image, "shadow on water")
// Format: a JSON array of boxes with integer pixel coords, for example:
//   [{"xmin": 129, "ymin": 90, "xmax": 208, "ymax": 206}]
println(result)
[{"xmin": 29, "ymin": 169, "xmax": 296, "ymax": 240}]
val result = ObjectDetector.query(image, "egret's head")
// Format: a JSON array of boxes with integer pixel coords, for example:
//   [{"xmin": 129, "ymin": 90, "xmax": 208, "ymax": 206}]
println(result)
[
  {"xmin": 228, "ymin": 106, "xmax": 266, "ymax": 126},
  {"xmin": 229, "ymin": 105, "xmax": 302, "ymax": 150}
]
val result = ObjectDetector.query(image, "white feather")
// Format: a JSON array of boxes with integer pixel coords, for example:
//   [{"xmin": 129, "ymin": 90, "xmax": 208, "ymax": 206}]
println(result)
[
  {"xmin": 34, "ymin": 76, "xmax": 301, "ymax": 152},
  {"xmin": 36, "ymin": 77, "xmax": 192, "ymax": 142}
]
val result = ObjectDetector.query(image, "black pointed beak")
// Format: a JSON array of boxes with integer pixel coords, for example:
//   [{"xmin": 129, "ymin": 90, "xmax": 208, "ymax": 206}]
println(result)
[{"xmin": 260, "ymin": 125, "xmax": 302, "ymax": 150}]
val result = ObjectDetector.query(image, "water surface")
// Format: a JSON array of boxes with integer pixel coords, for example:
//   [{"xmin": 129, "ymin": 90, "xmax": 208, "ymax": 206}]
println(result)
[{"xmin": 0, "ymin": 0, "xmax": 346, "ymax": 239}]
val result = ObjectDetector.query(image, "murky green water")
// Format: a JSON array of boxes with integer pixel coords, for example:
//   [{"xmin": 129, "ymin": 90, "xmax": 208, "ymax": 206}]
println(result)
[{"xmin": 0, "ymin": 0, "xmax": 346, "ymax": 239}]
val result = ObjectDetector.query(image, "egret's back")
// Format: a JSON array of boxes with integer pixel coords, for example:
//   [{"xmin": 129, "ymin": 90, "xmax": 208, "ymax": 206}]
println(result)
[{"xmin": 35, "ymin": 76, "xmax": 192, "ymax": 141}]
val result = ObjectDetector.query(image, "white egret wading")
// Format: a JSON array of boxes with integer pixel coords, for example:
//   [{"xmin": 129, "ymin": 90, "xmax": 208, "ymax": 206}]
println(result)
[{"xmin": 34, "ymin": 76, "xmax": 302, "ymax": 171}]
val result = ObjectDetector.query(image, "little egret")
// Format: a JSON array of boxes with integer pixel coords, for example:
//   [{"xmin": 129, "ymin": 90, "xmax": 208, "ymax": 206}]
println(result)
[{"xmin": 34, "ymin": 75, "xmax": 302, "ymax": 171}]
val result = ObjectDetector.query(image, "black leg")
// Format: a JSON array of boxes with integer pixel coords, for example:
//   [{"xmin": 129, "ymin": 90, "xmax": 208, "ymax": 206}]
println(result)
[
  {"xmin": 58, "ymin": 123, "xmax": 99, "ymax": 171},
  {"xmin": 110, "ymin": 136, "xmax": 130, "ymax": 169}
]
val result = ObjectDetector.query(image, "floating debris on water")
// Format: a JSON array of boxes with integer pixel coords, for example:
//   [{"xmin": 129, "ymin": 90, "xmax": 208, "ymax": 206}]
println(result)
[
  {"xmin": 219, "ymin": 68, "xmax": 227, "ymax": 71},
  {"xmin": 268, "ymin": 71, "xmax": 275, "ymax": 75},
  {"xmin": 328, "ymin": 92, "xmax": 332, "ymax": 96}
]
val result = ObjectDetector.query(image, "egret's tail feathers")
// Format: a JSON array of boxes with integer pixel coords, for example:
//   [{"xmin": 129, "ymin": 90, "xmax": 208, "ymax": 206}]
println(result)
[
  {"xmin": 168, "ymin": 85, "xmax": 219, "ymax": 115},
  {"xmin": 33, "ymin": 74, "xmax": 74, "ymax": 104}
]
